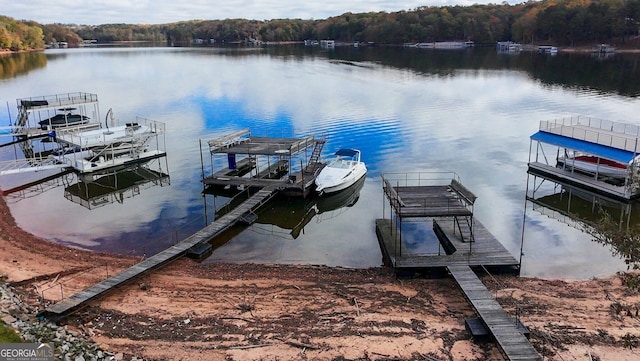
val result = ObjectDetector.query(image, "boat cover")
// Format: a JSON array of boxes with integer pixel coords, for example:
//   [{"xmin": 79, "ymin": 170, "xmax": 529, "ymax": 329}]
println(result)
[
  {"xmin": 531, "ymin": 131, "xmax": 637, "ymax": 164},
  {"xmin": 335, "ymin": 149, "xmax": 359, "ymax": 157}
]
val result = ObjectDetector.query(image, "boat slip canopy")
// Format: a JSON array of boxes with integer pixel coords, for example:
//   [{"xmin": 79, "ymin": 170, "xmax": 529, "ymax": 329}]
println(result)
[
  {"xmin": 531, "ymin": 131, "xmax": 637, "ymax": 164},
  {"xmin": 335, "ymin": 149, "xmax": 359, "ymax": 157}
]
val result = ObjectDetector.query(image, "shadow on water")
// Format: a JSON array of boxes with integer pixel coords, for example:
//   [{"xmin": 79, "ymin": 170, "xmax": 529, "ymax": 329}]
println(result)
[
  {"xmin": 3, "ymin": 157, "xmax": 170, "ymax": 206},
  {"xmin": 255, "ymin": 176, "xmax": 365, "ymax": 239},
  {"xmin": 194, "ymin": 177, "xmax": 367, "ymax": 262},
  {"xmin": 63, "ymin": 163, "xmax": 170, "ymax": 210}
]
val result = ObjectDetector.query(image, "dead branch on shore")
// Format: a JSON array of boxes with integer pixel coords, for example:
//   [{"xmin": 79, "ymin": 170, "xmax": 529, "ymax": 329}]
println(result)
[
  {"xmin": 277, "ymin": 338, "xmax": 318, "ymax": 350},
  {"xmin": 228, "ymin": 343, "xmax": 273, "ymax": 350}
]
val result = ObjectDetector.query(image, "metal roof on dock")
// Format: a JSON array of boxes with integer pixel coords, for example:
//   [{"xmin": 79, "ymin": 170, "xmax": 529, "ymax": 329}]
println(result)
[
  {"xmin": 530, "ymin": 130, "xmax": 636, "ymax": 163},
  {"xmin": 202, "ymin": 129, "xmax": 325, "ymax": 197},
  {"xmin": 533, "ymin": 117, "xmax": 640, "ymax": 162},
  {"xmin": 528, "ymin": 116, "xmax": 640, "ymax": 200},
  {"xmin": 207, "ymin": 129, "xmax": 315, "ymax": 156}
]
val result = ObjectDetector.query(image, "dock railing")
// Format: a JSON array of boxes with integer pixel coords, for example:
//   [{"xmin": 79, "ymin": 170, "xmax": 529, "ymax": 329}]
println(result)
[
  {"xmin": 56, "ymin": 116, "xmax": 164, "ymax": 148},
  {"xmin": 381, "ymin": 171, "xmax": 461, "ymax": 188},
  {"xmin": 17, "ymin": 92, "xmax": 98, "ymax": 110},
  {"xmin": 381, "ymin": 171, "xmax": 472, "ymax": 216},
  {"xmin": 539, "ymin": 116, "xmax": 640, "ymax": 152}
]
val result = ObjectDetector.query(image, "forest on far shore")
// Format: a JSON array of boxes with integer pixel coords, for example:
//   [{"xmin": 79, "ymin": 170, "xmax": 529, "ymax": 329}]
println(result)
[{"xmin": 2, "ymin": 0, "xmax": 640, "ymax": 51}]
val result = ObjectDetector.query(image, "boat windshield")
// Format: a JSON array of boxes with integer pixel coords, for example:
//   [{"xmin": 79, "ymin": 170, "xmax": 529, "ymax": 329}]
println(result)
[{"xmin": 327, "ymin": 158, "xmax": 354, "ymax": 169}]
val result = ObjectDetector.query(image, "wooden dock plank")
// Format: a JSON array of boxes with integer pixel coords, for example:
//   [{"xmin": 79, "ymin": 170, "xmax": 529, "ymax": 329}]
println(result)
[
  {"xmin": 42, "ymin": 188, "xmax": 278, "ymax": 318},
  {"xmin": 448, "ymin": 265, "xmax": 541, "ymax": 361}
]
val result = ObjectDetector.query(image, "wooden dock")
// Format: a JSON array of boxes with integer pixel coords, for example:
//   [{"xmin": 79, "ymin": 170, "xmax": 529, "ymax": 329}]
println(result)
[
  {"xmin": 40, "ymin": 188, "xmax": 278, "ymax": 319},
  {"xmin": 448, "ymin": 265, "xmax": 541, "ymax": 361},
  {"xmin": 375, "ymin": 218, "xmax": 520, "ymax": 271},
  {"xmin": 377, "ymin": 172, "xmax": 539, "ymax": 360}
]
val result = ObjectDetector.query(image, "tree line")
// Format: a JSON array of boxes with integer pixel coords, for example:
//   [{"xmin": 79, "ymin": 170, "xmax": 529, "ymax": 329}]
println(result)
[
  {"xmin": 2, "ymin": 0, "xmax": 640, "ymax": 51},
  {"xmin": 0, "ymin": 16, "xmax": 45, "ymax": 51}
]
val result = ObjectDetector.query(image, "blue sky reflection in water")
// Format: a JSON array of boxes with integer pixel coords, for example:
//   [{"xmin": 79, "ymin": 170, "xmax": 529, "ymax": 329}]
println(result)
[{"xmin": 2, "ymin": 47, "xmax": 640, "ymax": 280}]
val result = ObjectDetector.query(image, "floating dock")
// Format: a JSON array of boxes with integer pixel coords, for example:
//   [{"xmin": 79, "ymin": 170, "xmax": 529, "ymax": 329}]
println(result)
[
  {"xmin": 377, "ymin": 172, "xmax": 540, "ymax": 361},
  {"xmin": 377, "ymin": 172, "xmax": 520, "ymax": 271},
  {"xmin": 376, "ymin": 218, "xmax": 519, "ymax": 271}
]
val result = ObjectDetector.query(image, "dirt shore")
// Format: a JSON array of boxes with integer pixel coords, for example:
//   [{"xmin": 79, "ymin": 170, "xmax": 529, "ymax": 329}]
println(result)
[{"xmin": 1, "ymin": 196, "xmax": 639, "ymax": 361}]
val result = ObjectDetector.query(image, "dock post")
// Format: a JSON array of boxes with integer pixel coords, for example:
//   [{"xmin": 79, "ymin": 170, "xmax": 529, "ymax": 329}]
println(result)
[{"xmin": 228, "ymin": 154, "xmax": 237, "ymax": 170}]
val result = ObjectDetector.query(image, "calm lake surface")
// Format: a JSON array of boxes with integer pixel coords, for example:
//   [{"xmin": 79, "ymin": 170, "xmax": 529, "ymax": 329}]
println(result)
[{"xmin": 2, "ymin": 45, "xmax": 640, "ymax": 280}]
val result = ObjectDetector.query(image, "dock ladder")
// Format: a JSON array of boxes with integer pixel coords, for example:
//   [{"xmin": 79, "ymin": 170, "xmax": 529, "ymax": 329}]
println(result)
[{"xmin": 308, "ymin": 139, "xmax": 326, "ymax": 165}]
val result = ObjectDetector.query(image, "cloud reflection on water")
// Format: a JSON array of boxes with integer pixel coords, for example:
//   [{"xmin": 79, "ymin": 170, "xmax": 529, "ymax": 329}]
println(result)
[{"xmin": 2, "ymin": 47, "xmax": 640, "ymax": 279}]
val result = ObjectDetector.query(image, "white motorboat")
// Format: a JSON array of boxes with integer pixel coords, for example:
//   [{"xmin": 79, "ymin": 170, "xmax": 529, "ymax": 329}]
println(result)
[{"xmin": 315, "ymin": 148, "xmax": 367, "ymax": 195}]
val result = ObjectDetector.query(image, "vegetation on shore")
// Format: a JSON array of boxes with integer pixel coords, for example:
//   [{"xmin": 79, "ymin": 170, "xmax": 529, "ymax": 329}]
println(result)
[
  {"xmin": 588, "ymin": 212, "xmax": 640, "ymax": 290},
  {"xmin": 0, "ymin": 318, "xmax": 23, "ymax": 343},
  {"xmin": 2, "ymin": 0, "xmax": 640, "ymax": 51},
  {"xmin": 0, "ymin": 16, "xmax": 44, "ymax": 51}
]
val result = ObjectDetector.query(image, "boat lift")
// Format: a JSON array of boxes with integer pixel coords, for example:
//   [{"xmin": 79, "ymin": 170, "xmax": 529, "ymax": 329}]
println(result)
[
  {"xmin": 1, "ymin": 93, "xmax": 166, "ymax": 179},
  {"xmin": 9, "ymin": 92, "xmax": 100, "ymax": 135},
  {"xmin": 1, "ymin": 93, "xmax": 101, "ymax": 176}
]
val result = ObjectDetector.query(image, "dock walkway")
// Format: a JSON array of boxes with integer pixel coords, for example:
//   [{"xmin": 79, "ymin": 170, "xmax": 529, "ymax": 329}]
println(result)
[
  {"xmin": 448, "ymin": 265, "xmax": 541, "ymax": 361},
  {"xmin": 41, "ymin": 187, "xmax": 278, "ymax": 319}
]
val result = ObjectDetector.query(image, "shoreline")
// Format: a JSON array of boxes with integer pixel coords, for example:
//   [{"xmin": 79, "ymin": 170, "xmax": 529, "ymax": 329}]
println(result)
[
  {"xmin": 1, "ymin": 194, "xmax": 640, "ymax": 360},
  {"xmin": 3, "ymin": 43, "xmax": 640, "ymax": 54}
]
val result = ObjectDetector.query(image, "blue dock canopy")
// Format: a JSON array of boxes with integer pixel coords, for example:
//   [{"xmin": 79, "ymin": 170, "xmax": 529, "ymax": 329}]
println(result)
[{"xmin": 530, "ymin": 131, "xmax": 637, "ymax": 164}]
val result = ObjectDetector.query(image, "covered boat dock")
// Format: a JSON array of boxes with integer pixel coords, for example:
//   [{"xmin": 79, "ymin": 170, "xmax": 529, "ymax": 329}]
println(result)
[
  {"xmin": 201, "ymin": 129, "xmax": 325, "ymax": 197},
  {"xmin": 528, "ymin": 116, "xmax": 640, "ymax": 201}
]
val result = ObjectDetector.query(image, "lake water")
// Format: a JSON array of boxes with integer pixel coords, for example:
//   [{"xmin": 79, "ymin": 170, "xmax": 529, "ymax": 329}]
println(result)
[{"xmin": 2, "ymin": 45, "xmax": 640, "ymax": 280}]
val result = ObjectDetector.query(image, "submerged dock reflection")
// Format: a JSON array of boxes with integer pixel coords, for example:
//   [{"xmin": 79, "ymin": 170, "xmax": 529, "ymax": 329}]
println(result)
[
  {"xmin": 64, "ymin": 160, "xmax": 170, "ymax": 209},
  {"xmin": 206, "ymin": 176, "xmax": 364, "ymax": 238},
  {"xmin": 523, "ymin": 168, "xmax": 640, "ymax": 275},
  {"xmin": 526, "ymin": 168, "xmax": 639, "ymax": 230},
  {"xmin": 257, "ymin": 176, "xmax": 365, "ymax": 238},
  {"xmin": 2, "ymin": 157, "xmax": 170, "ymax": 210}
]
